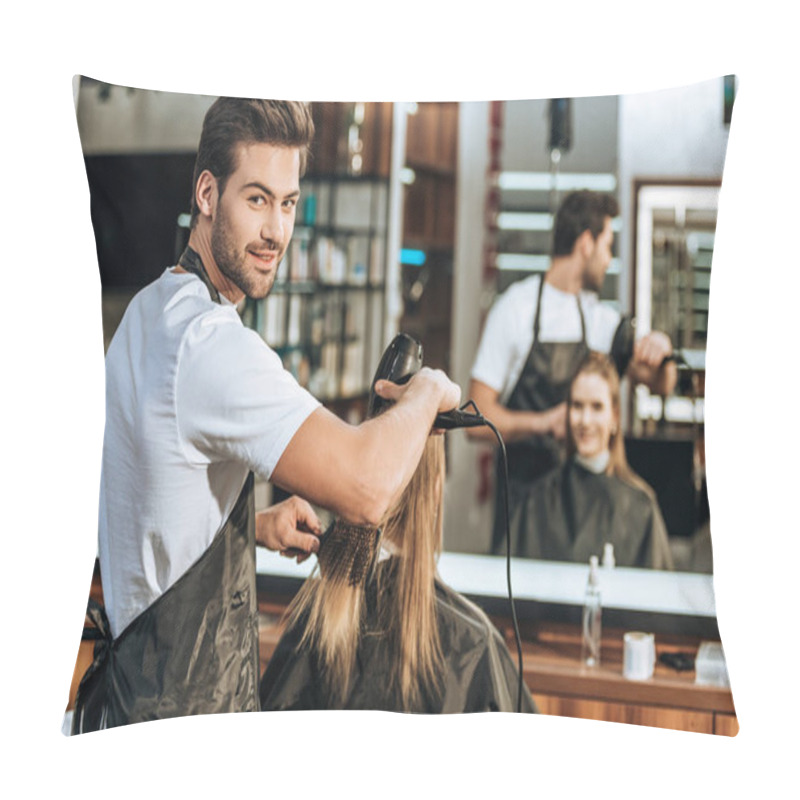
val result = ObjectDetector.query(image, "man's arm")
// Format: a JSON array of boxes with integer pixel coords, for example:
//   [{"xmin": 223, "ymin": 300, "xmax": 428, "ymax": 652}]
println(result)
[
  {"xmin": 464, "ymin": 379, "xmax": 567, "ymax": 445},
  {"xmin": 271, "ymin": 367, "xmax": 461, "ymax": 526},
  {"xmin": 626, "ymin": 330, "xmax": 678, "ymax": 396}
]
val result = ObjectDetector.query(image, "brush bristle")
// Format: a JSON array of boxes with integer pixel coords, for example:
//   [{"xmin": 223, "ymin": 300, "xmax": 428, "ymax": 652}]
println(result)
[{"xmin": 317, "ymin": 521, "xmax": 381, "ymax": 587}]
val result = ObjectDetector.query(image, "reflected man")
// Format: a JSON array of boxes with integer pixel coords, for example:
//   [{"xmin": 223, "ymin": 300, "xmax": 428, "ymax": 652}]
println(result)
[{"xmin": 467, "ymin": 191, "xmax": 676, "ymax": 554}]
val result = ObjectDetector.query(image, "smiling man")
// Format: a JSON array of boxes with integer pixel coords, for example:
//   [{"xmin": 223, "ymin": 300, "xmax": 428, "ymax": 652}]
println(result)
[{"xmin": 73, "ymin": 97, "xmax": 461, "ymax": 732}]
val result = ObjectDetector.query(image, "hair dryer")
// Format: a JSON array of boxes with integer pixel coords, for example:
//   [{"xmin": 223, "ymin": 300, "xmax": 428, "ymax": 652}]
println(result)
[
  {"xmin": 366, "ymin": 333, "xmax": 487, "ymax": 429},
  {"xmin": 610, "ymin": 315, "xmax": 687, "ymax": 378}
]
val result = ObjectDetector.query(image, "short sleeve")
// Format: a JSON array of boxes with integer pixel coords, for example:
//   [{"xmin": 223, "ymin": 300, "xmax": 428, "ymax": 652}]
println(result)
[
  {"xmin": 470, "ymin": 278, "xmax": 536, "ymax": 396},
  {"xmin": 176, "ymin": 311, "xmax": 320, "ymax": 479}
]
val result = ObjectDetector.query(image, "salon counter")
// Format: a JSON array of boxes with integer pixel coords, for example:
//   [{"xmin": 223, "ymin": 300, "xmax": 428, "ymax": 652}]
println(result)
[
  {"xmin": 66, "ymin": 561, "xmax": 737, "ymax": 736},
  {"xmin": 256, "ymin": 591, "xmax": 738, "ymax": 736}
]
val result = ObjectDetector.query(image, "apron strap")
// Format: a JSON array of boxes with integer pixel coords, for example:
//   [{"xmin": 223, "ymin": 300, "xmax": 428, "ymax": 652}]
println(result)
[
  {"xmin": 532, "ymin": 274, "xmax": 546, "ymax": 346},
  {"xmin": 72, "ymin": 597, "xmax": 114, "ymax": 732},
  {"xmin": 178, "ymin": 246, "xmax": 222, "ymax": 305}
]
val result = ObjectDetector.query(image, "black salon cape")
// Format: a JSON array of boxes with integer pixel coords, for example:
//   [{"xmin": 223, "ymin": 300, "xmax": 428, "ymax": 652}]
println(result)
[
  {"xmin": 509, "ymin": 459, "xmax": 673, "ymax": 569},
  {"xmin": 259, "ymin": 567, "xmax": 537, "ymax": 714}
]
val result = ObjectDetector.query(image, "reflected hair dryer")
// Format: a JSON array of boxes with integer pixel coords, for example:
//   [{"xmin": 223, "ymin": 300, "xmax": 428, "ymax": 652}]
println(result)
[
  {"xmin": 610, "ymin": 315, "xmax": 685, "ymax": 377},
  {"xmin": 366, "ymin": 333, "xmax": 487, "ymax": 429}
]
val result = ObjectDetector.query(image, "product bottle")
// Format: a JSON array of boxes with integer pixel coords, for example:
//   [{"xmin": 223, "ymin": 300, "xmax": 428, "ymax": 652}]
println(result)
[
  {"xmin": 602, "ymin": 542, "xmax": 615, "ymax": 569},
  {"xmin": 581, "ymin": 555, "xmax": 602, "ymax": 668}
]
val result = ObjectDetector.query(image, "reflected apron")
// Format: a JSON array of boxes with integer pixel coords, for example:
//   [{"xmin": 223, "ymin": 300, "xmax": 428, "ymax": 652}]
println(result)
[
  {"xmin": 491, "ymin": 277, "xmax": 591, "ymax": 553},
  {"xmin": 72, "ymin": 248, "xmax": 259, "ymax": 732}
]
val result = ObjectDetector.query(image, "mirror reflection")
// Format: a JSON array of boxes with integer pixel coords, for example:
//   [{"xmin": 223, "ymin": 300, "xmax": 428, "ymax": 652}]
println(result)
[
  {"xmin": 441, "ymin": 86, "xmax": 730, "ymax": 575},
  {"xmin": 79, "ymin": 79, "xmax": 731, "ymax": 588}
]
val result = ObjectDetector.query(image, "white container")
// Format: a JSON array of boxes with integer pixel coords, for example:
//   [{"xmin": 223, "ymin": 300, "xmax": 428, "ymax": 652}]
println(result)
[
  {"xmin": 695, "ymin": 642, "xmax": 730, "ymax": 687},
  {"xmin": 623, "ymin": 631, "xmax": 656, "ymax": 681}
]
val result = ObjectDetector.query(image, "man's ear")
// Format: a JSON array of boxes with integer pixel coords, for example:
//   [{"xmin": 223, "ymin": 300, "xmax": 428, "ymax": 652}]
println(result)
[
  {"xmin": 195, "ymin": 170, "xmax": 218, "ymax": 219},
  {"xmin": 575, "ymin": 229, "xmax": 594, "ymax": 259}
]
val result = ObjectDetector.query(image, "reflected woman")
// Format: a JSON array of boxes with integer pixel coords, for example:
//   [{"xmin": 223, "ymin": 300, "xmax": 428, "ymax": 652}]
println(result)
[
  {"xmin": 510, "ymin": 352, "xmax": 674, "ymax": 569},
  {"xmin": 260, "ymin": 436, "xmax": 537, "ymax": 713}
]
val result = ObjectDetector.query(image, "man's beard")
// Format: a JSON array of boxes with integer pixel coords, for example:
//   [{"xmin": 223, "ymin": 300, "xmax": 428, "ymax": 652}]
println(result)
[
  {"xmin": 582, "ymin": 272, "xmax": 603, "ymax": 293},
  {"xmin": 210, "ymin": 210, "xmax": 281, "ymax": 300},
  {"xmin": 582, "ymin": 260, "xmax": 606, "ymax": 293}
]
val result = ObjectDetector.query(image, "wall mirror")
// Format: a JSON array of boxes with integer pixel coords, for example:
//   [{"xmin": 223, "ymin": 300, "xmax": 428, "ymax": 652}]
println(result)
[
  {"xmin": 75, "ymin": 77, "xmax": 731, "ymax": 632},
  {"xmin": 435, "ymin": 82, "xmax": 731, "ymax": 632}
]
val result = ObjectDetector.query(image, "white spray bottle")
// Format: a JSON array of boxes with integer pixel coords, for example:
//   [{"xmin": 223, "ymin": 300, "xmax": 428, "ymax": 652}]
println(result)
[{"xmin": 581, "ymin": 555, "xmax": 602, "ymax": 668}]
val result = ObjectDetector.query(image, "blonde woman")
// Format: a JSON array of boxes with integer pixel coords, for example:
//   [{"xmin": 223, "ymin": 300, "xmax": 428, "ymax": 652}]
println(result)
[
  {"xmin": 510, "ymin": 352, "xmax": 674, "ymax": 569},
  {"xmin": 259, "ymin": 436, "xmax": 537, "ymax": 713}
]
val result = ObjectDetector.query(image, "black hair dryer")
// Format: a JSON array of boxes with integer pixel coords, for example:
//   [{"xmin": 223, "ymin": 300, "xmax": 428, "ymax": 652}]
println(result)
[
  {"xmin": 610, "ymin": 315, "xmax": 686, "ymax": 378},
  {"xmin": 367, "ymin": 333, "xmax": 486, "ymax": 430}
]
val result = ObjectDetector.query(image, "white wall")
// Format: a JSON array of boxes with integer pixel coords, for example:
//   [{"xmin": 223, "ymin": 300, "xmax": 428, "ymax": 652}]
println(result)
[
  {"xmin": 76, "ymin": 79, "xmax": 213, "ymax": 154},
  {"xmin": 443, "ymin": 101, "xmax": 493, "ymax": 552}
]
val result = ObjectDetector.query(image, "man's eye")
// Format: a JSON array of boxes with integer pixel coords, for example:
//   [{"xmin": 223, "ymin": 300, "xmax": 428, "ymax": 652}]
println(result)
[
  {"xmin": 250, "ymin": 196, "xmax": 266, "ymax": 206},
  {"xmin": 283, "ymin": 198, "xmax": 297, "ymax": 209}
]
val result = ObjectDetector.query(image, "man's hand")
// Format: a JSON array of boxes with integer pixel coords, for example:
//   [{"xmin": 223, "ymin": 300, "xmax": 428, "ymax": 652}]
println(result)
[
  {"xmin": 373, "ymin": 366, "xmax": 462, "ymax": 424},
  {"xmin": 544, "ymin": 402, "xmax": 568, "ymax": 440},
  {"xmin": 256, "ymin": 495, "xmax": 322, "ymax": 564},
  {"xmin": 632, "ymin": 331, "xmax": 673, "ymax": 369},
  {"xmin": 628, "ymin": 330, "xmax": 678, "ymax": 396}
]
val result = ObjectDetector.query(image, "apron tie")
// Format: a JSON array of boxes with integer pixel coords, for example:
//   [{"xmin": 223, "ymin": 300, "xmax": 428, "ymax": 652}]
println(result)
[{"xmin": 77, "ymin": 598, "xmax": 113, "ymax": 690}]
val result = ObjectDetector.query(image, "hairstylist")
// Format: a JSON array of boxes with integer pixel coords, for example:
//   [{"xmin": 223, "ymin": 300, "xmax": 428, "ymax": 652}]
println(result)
[
  {"xmin": 467, "ymin": 191, "xmax": 677, "ymax": 554},
  {"xmin": 72, "ymin": 97, "xmax": 460, "ymax": 732}
]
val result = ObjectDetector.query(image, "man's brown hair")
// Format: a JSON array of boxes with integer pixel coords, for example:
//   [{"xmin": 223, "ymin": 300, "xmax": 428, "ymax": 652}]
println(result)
[
  {"xmin": 552, "ymin": 190, "xmax": 619, "ymax": 256},
  {"xmin": 190, "ymin": 97, "xmax": 315, "ymax": 227}
]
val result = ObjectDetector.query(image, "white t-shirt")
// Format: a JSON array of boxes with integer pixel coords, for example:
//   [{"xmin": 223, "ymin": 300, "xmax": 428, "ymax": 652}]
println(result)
[
  {"xmin": 470, "ymin": 274, "xmax": 621, "ymax": 403},
  {"xmin": 98, "ymin": 268, "xmax": 320, "ymax": 637}
]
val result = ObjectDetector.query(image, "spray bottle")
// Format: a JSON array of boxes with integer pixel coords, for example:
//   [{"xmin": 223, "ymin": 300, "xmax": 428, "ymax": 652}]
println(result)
[{"xmin": 581, "ymin": 555, "xmax": 602, "ymax": 668}]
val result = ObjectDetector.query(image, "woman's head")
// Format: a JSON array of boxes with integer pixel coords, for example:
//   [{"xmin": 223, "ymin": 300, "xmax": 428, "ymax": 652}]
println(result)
[
  {"xmin": 283, "ymin": 434, "xmax": 446, "ymax": 710},
  {"xmin": 567, "ymin": 353, "xmax": 622, "ymax": 466}
]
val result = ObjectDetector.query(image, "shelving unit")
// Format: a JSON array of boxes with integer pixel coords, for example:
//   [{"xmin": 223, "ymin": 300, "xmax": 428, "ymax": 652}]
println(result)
[
  {"xmin": 398, "ymin": 101, "xmax": 459, "ymax": 372},
  {"xmin": 242, "ymin": 175, "xmax": 390, "ymax": 408},
  {"xmin": 632, "ymin": 181, "xmax": 719, "ymax": 429}
]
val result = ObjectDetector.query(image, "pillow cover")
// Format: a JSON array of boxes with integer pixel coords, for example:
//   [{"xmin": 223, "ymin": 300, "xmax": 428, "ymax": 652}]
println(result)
[{"xmin": 65, "ymin": 76, "xmax": 735, "ymax": 737}]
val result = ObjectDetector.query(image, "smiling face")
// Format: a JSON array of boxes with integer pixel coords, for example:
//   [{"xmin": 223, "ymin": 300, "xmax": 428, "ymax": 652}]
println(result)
[
  {"xmin": 568, "ymin": 371, "xmax": 617, "ymax": 460},
  {"xmin": 209, "ymin": 142, "xmax": 300, "ymax": 301}
]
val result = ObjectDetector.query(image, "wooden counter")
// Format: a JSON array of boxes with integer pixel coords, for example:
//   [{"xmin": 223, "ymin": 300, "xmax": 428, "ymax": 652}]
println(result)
[
  {"xmin": 67, "ymin": 564, "xmax": 737, "ymax": 736},
  {"xmin": 257, "ymin": 591, "xmax": 737, "ymax": 736}
]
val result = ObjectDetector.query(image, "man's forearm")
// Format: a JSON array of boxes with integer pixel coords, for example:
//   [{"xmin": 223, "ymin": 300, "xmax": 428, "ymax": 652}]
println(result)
[
  {"xmin": 272, "ymin": 369, "xmax": 457, "ymax": 526},
  {"xmin": 465, "ymin": 380, "xmax": 552, "ymax": 444}
]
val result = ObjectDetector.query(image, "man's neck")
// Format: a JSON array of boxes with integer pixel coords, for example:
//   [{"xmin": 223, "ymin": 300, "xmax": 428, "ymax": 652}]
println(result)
[
  {"xmin": 184, "ymin": 226, "xmax": 243, "ymax": 305},
  {"xmin": 545, "ymin": 254, "xmax": 584, "ymax": 295}
]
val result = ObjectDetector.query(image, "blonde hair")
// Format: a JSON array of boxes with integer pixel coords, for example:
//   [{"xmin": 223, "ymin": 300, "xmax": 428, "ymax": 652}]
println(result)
[
  {"xmin": 566, "ymin": 352, "xmax": 655, "ymax": 498},
  {"xmin": 281, "ymin": 436, "xmax": 446, "ymax": 710}
]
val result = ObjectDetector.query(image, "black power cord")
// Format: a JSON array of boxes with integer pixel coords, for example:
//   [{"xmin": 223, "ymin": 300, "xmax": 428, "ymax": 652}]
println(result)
[{"xmin": 442, "ymin": 400, "xmax": 524, "ymax": 714}]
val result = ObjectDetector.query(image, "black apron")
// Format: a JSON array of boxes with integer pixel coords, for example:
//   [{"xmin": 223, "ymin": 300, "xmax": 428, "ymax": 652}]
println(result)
[
  {"xmin": 491, "ymin": 276, "xmax": 590, "ymax": 554},
  {"xmin": 72, "ymin": 249, "xmax": 259, "ymax": 732},
  {"xmin": 508, "ymin": 459, "xmax": 674, "ymax": 569}
]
